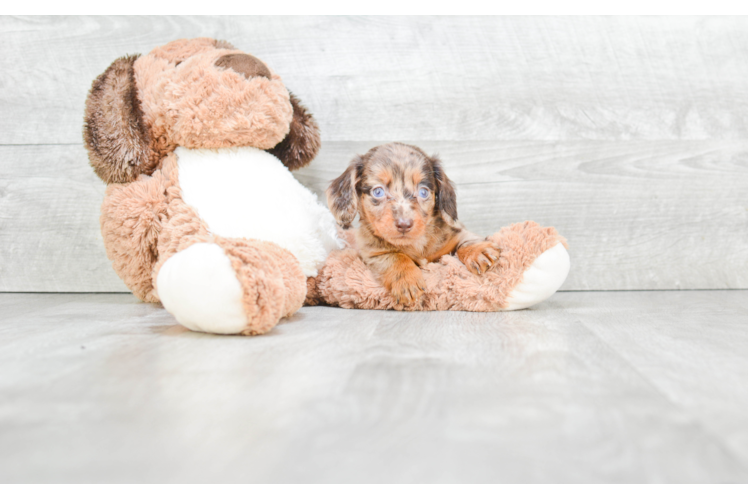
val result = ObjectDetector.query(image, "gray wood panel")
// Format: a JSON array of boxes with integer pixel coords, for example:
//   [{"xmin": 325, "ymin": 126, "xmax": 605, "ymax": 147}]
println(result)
[
  {"xmin": 0, "ymin": 145, "xmax": 126, "ymax": 292},
  {"xmin": 2, "ymin": 16, "xmax": 748, "ymax": 144},
  {"xmin": 1, "ymin": 291, "xmax": 747, "ymax": 482},
  {"xmin": 1, "ymin": 141, "xmax": 746, "ymax": 292}
]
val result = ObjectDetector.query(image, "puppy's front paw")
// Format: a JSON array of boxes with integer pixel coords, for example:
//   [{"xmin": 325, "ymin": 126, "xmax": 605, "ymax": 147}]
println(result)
[
  {"xmin": 388, "ymin": 273, "xmax": 425, "ymax": 306},
  {"xmin": 371, "ymin": 253, "xmax": 426, "ymax": 307},
  {"xmin": 457, "ymin": 241, "xmax": 501, "ymax": 275}
]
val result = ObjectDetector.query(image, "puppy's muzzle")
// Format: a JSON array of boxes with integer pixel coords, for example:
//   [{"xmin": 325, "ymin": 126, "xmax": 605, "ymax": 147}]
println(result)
[{"xmin": 396, "ymin": 218, "xmax": 414, "ymax": 234}]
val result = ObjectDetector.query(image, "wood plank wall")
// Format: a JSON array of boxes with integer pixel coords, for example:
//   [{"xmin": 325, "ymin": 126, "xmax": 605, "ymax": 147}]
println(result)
[{"xmin": 1, "ymin": 16, "xmax": 746, "ymax": 292}]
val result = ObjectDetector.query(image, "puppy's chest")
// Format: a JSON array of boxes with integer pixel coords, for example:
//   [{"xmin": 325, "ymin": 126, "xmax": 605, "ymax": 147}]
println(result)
[
  {"xmin": 418, "ymin": 230, "xmax": 461, "ymax": 263},
  {"xmin": 175, "ymin": 146, "xmax": 315, "ymax": 239}
]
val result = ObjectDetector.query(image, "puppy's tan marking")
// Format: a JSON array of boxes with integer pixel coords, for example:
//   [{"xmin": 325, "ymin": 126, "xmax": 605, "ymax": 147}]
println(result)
[{"xmin": 378, "ymin": 169, "xmax": 393, "ymax": 188}]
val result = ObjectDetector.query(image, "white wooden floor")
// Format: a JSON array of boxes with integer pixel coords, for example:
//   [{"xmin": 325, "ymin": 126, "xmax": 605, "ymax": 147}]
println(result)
[{"xmin": 1, "ymin": 291, "xmax": 747, "ymax": 483}]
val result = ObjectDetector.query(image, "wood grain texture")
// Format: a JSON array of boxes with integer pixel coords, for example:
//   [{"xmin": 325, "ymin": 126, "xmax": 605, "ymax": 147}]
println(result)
[
  {"xmin": 3, "ymin": 141, "xmax": 745, "ymax": 292},
  {"xmin": 0, "ymin": 145, "xmax": 128, "ymax": 292},
  {"xmin": 2, "ymin": 16, "xmax": 748, "ymax": 144},
  {"xmin": 573, "ymin": 291, "xmax": 748, "ymax": 469},
  {"xmin": 1, "ymin": 291, "xmax": 747, "ymax": 482}
]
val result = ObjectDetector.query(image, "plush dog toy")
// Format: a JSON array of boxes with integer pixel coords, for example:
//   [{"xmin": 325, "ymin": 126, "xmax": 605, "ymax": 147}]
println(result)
[
  {"xmin": 84, "ymin": 37, "xmax": 571, "ymax": 335},
  {"xmin": 84, "ymin": 38, "xmax": 341, "ymax": 334}
]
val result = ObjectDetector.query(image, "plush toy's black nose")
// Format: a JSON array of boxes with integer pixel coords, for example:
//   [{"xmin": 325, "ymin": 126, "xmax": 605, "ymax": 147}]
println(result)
[{"xmin": 215, "ymin": 53, "xmax": 271, "ymax": 79}]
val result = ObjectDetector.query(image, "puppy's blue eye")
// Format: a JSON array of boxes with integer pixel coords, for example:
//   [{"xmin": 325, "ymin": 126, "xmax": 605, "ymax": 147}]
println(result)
[
  {"xmin": 418, "ymin": 187, "xmax": 429, "ymax": 199},
  {"xmin": 371, "ymin": 187, "xmax": 385, "ymax": 198}
]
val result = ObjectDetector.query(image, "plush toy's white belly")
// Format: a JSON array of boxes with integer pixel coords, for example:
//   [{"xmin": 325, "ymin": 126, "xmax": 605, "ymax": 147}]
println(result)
[{"xmin": 176, "ymin": 146, "xmax": 342, "ymax": 277}]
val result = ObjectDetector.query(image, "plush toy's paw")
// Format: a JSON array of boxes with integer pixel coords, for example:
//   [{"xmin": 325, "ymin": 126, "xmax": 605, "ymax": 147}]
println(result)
[
  {"xmin": 157, "ymin": 242, "xmax": 248, "ymax": 334},
  {"xmin": 156, "ymin": 238, "xmax": 306, "ymax": 335},
  {"xmin": 457, "ymin": 240, "xmax": 501, "ymax": 275},
  {"xmin": 501, "ymin": 242, "xmax": 570, "ymax": 311}
]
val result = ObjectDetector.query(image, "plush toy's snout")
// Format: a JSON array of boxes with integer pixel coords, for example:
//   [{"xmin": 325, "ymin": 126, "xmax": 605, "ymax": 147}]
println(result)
[{"xmin": 215, "ymin": 53, "xmax": 271, "ymax": 79}]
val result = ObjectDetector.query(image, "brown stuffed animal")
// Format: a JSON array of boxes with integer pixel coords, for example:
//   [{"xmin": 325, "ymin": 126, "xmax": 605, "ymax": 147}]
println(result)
[
  {"xmin": 85, "ymin": 37, "xmax": 570, "ymax": 336},
  {"xmin": 84, "ymin": 38, "xmax": 340, "ymax": 335}
]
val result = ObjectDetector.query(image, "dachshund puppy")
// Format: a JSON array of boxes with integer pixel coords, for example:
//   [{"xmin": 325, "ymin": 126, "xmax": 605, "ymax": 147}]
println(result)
[{"xmin": 326, "ymin": 142, "xmax": 501, "ymax": 306}]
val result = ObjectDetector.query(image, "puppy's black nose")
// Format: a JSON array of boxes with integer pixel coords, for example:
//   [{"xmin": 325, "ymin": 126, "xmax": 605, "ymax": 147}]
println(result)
[{"xmin": 396, "ymin": 218, "xmax": 414, "ymax": 233}]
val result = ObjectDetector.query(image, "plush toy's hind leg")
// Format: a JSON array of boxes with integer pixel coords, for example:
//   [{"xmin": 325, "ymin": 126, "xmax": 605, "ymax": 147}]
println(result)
[
  {"xmin": 470, "ymin": 221, "xmax": 571, "ymax": 311},
  {"xmin": 500, "ymin": 242, "xmax": 570, "ymax": 310},
  {"xmin": 155, "ymin": 236, "xmax": 306, "ymax": 335}
]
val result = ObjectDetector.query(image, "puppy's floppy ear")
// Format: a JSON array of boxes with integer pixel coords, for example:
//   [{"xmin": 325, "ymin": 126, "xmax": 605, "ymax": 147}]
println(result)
[
  {"xmin": 431, "ymin": 156, "xmax": 458, "ymax": 221},
  {"xmin": 83, "ymin": 55, "xmax": 159, "ymax": 184},
  {"xmin": 268, "ymin": 92, "xmax": 321, "ymax": 171},
  {"xmin": 326, "ymin": 154, "xmax": 362, "ymax": 229}
]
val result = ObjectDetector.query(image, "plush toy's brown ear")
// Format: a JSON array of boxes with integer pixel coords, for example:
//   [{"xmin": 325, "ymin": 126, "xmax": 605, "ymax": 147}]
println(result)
[
  {"xmin": 431, "ymin": 156, "xmax": 458, "ymax": 221},
  {"xmin": 267, "ymin": 92, "xmax": 321, "ymax": 171},
  {"xmin": 326, "ymin": 154, "xmax": 363, "ymax": 229},
  {"xmin": 83, "ymin": 55, "xmax": 158, "ymax": 184}
]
